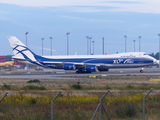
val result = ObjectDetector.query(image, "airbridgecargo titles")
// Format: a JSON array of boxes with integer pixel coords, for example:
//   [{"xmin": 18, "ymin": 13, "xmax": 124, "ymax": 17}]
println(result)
[{"xmin": 8, "ymin": 36, "xmax": 157, "ymax": 73}]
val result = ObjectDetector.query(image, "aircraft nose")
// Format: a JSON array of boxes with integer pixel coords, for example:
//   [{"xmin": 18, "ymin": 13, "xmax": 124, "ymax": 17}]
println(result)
[
  {"xmin": 154, "ymin": 60, "xmax": 159, "ymax": 65},
  {"xmin": 151, "ymin": 57, "xmax": 158, "ymax": 64}
]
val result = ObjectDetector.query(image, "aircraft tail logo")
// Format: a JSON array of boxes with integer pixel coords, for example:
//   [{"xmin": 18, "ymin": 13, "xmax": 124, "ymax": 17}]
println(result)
[{"xmin": 7, "ymin": 36, "xmax": 39, "ymax": 62}]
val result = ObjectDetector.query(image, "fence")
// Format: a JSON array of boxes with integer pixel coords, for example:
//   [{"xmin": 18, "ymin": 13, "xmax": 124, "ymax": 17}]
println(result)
[
  {"xmin": 0, "ymin": 91, "xmax": 8, "ymax": 102},
  {"xmin": 51, "ymin": 90, "xmax": 62, "ymax": 120},
  {"xmin": 48, "ymin": 88, "xmax": 154, "ymax": 120},
  {"xmin": 142, "ymin": 88, "xmax": 153, "ymax": 120},
  {"xmin": 0, "ymin": 89, "xmax": 156, "ymax": 119},
  {"xmin": 91, "ymin": 89, "xmax": 111, "ymax": 120}
]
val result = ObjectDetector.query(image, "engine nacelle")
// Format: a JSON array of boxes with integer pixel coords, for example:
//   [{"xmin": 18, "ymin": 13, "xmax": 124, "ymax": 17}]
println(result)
[
  {"xmin": 98, "ymin": 67, "xmax": 109, "ymax": 72},
  {"xmin": 63, "ymin": 63, "xmax": 75, "ymax": 70},
  {"xmin": 85, "ymin": 65, "xmax": 97, "ymax": 72}
]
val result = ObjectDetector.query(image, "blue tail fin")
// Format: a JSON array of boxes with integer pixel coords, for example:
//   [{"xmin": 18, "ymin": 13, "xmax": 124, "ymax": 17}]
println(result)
[{"xmin": 8, "ymin": 36, "xmax": 41, "ymax": 62}]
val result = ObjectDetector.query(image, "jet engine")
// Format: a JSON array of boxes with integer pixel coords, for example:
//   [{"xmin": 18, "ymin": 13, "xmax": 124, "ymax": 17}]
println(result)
[
  {"xmin": 63, "ymin": 63, "xmax": 75, "ymax": 70},
  {"xmin": 85, "ymin": 65, "xmax": 97, "ymax": 72}
]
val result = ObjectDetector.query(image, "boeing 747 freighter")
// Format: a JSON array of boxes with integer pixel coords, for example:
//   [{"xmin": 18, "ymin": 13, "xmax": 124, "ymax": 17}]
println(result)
[{"xmin": 8, "ymin": 36, "xmax": 157, "ymax": 73}]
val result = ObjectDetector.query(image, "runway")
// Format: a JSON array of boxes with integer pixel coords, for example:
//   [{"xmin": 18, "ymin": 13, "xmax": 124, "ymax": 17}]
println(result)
[{"xmin": 0, "ymin": 68, "xmax": 160, "ymax": 79}]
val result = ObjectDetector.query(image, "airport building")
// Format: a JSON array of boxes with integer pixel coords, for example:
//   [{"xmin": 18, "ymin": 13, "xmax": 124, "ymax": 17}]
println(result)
[
  {"xmin": 0, "ymin": 55, "xmax": 10, "ymax": 62},
  {"xmin": 0, "ymin": 55, "xmax": 24, "ymax": 70},
  {"xmin": 0, "ymin": 55, "xmax": 41, "ymax": 71}
]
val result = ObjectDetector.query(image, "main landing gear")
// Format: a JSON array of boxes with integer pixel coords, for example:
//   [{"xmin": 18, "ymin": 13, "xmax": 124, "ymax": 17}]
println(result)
[
  {"xmin": 76, "ymin": 69, "xmax": 92, "ymax": 73},
  {"xmin": 140, "ymin": 68, "xmax": 144, "ymax": 73}
]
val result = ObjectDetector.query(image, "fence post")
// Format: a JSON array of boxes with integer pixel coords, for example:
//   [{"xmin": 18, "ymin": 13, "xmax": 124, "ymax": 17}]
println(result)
[
  {"xmin": 142, "ymin": 88, "xmax": 153, "ymax": 120},
  {"xmin": 91, "ymin": 89, "xmax": 110, "ymax": 120},
  {"xmin": 0, "ymin": 91, "xmax": 8, "ymax": 102},
  {"xmin": 51, "ymin": 90, "xmax": 62, "ymax": 120}
]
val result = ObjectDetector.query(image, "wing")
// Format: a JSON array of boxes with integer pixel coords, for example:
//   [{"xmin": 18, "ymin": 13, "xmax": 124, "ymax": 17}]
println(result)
[{"xmin": 42, "ymin": 61, "xmax": 85, "ymax": 69}]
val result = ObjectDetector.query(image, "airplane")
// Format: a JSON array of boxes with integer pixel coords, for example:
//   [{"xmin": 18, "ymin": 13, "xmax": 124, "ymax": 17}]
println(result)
[
  {"xmin": 0, "ymin": 61, "xmax": 14, "ymax": 70},
  {"xmin": 7, "ymin": 36, "xmax": 157, "ymax": 73},
  {"xmin": 0, "ymin": 61, "xmax": 14, "ymax": 67}
]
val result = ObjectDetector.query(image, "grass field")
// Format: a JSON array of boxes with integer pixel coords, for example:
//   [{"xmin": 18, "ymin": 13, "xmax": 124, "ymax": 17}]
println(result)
[{"xmin": 0, "ymin": 75, "xmax": 160, "ymax": 120}]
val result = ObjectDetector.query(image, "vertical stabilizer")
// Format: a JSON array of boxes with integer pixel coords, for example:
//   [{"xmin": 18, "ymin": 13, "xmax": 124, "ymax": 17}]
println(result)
[{"xmin": 7, "ymin": 36, "xmax": 39, "ymax": 61}]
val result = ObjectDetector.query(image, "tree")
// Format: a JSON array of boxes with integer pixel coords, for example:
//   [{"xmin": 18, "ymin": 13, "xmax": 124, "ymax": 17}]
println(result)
[{"xmin": 149, "ymin": 52, "xmax": 159, "ymax": 60}]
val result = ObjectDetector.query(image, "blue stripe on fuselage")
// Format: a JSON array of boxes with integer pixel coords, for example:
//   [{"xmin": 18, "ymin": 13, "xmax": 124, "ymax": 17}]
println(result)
[{"xmin": 38, "ymin": 57, "xmax": 153, "ymax": 65}]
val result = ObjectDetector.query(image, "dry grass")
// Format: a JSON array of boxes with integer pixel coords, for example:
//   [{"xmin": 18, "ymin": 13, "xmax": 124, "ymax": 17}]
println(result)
[
  {"xmin": 0, "ymin": 75, "xmax": 160, "ymax": 120},
  {"xmin": 0, "ymin": 75, "xmax": 160, "ymax": 95}
]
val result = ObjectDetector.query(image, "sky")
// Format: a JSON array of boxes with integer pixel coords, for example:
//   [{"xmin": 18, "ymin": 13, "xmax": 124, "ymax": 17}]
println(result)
[{"xmin": 1, "ymin": 0, "xmax": 160, "ymax": 56}]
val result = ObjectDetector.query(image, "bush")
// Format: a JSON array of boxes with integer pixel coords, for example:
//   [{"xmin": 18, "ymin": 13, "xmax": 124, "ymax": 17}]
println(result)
[
  {"xmin": 2, "ymin": 83, "xmax": 11, "ymax": 90},
  {"xmin": 71, "ymin": 84, "xmax": 82, "ymax": 89},
  {"xmin": 115, "ymin": 102, "xmax": 138, "ymax": 118},
  {"xmin": 28, "ymin": 98, "xmax": 37, "ymax": 104},
  {"xmin": 27, "ymin": 79, "xmax": 40, "ymax": 83},
  {"xmin": 106, "ymin": 85, "xmax": 111, "ymax": 90}
]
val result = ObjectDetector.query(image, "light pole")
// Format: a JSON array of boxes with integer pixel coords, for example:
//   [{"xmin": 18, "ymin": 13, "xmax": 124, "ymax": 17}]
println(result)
[
  {"xmin": 92, "ymin": 41, "xmax": 94, "ymax": 55},
  {"xmin": 50, "ymin": 37, "xmax": 52, "ymax": 56},
  {"xmin": 133, "ymin": 40, "xmax": 136, "ymax": 52},
  {"xmin": 25, "ymin": 32, "xmax": 29, "ymax": 46},
  {"xmin": 158, "ymin": 34, "xmax": 160, "ymax": 68},
  {"xmin": 124, "ymin": 35, "xmax": 127, "ymax": 52},
  {"xmin": 41, "ymin": 38, "xmax": 44, "ymax": 56},
  {"xmin": 138, "ymin": 36, "xmax": 141, "ymax": 52},
  {"xmin": 89, "ymin": 37, "xmax": 92, "ymax": 55},
  {"xmin": 66, "ymin": 32, "xmax": 70, "ymax": 55},
  {"xmin": 86, "ymin": 36, "xmax": 89, "ymax": 55},
  {"xmin": 102, "ymin": 37, "xmax": 104, "ymax": 55}
]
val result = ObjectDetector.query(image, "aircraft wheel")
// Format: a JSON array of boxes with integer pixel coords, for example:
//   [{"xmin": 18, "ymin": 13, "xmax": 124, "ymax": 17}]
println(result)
[
  {"xmin": 76, "ymin": 70, "xmax": 92, "ymax": 74},
  {"xmin": 140, "ymin": 70, "xmax": 143, "ymax": 73}
]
